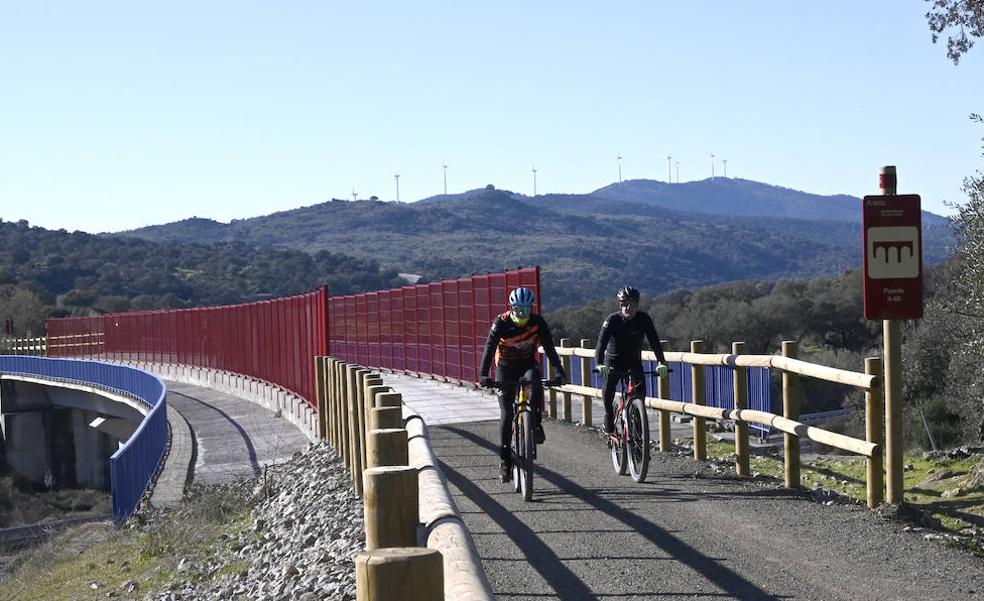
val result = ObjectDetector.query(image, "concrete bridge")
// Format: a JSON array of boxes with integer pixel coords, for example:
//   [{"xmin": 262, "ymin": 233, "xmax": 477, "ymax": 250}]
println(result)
[{"xmin": 4, "ymin": 266, "xmax": 983, "ymax": 600}]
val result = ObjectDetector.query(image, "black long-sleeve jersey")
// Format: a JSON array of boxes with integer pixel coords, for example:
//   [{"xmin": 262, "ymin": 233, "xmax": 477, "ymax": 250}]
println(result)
[
  {"xmin": 594, "ymin": 311, "xmax": 667, "ymax": 369},
  {"xmin": 479, "ymin": 312, "xmax": 566, "ymax": 378}
]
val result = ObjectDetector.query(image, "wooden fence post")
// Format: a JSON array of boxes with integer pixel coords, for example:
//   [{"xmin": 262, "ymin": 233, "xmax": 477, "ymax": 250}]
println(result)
[
  {"xmin": 866, "ymin": 357, "xmax": 885, "ymax": 508},
  {"xmin": 335, "ymin": 361, "xmax": 346, "ymax": 454},
  {"xmin": 339, "ymin": 363, "xmax": 352, "ymax": 470},
  {"xmin": 658, "ymin": 339, "xmax": 671, "ymax": 452},
  {"xmin": 371, "ymin": 406, "xmax": 404, "ymax": 430},
  {"xmin": 348, "ymin": 367, "xmax": 370, "ymax": 495},
  {"xmin": 363, "ymin": 466, "xmax": 418, "ymax": 550},
  {"xmin": 367, "ymin": 428, "xmax": 410, "ymax": 468},
  {"xmin": 365, "ymin": 383, "xmax": 391, "ymax": 455},
  {"xmin": 579, "ymin": 339, "xmax": 593, "ymax": 427},
  {"xmin": 315, "ymin": 356, "xmax": 328, "ymax": 440},
  {"xmin": 782, "ymin": 341, "xmax": 801, "ymax": 489},
  {"xmin": 560, "ymin": 338, "xmax": 572, "ymax": 422},
  {"xmin": 359, "ymin": 374, "xmax": 384, "ymax": 484},
  {"xmin": 356, "ymin": 548, "xmax": 444, "ymax": 601},
  {"xmin": 375, "ymin": 391, "xmax": 404, "ymax": 409},
  {"xmin": 881, "ymin": 165, "xmax": 905, "ymax": 505},
  {"xmin": 326, "ymin": 358, "xmax": 337, "ymax": 448},
  {"xmin": 732, "ymin": 341, "xmax": 750, "ymax": 476},
  {"xmin": 546, "ymin": 349, "xmax": 557, "ymax": 419},
  {"xmin": 691, "ymin": 340, "xmax": 707, "ymax": 461}
]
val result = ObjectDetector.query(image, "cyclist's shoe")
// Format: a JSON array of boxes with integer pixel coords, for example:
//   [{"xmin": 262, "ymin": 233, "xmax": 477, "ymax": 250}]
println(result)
[
  {"xmin": 499, "ymin": 462, "xmax": 512, "ymax": 483},
  {"xmin": 605, "ymin": 429, "xmax": 615, "ymax": 448},
  {"xmin": 534, "ymin": 424, "xmax": 546, "ymax": 444}
]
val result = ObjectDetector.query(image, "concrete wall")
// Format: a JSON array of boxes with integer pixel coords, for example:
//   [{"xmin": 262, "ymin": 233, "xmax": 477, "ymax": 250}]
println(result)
[
  {"xmin": 121, "ymin": 362, "xmax": 319, "ymax": 443},
  {"xmin": 0, "ymin": 379, "xmax": 120, "ymax": 490}
]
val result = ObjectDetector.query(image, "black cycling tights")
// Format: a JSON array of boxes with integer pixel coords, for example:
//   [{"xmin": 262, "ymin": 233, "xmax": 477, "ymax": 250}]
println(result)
[
  {"xmin": 602, "ymin": 366, "xmax": 646, "ymax": 433},
  {"xmin": 496, "ymin": 365, "xmax": 543, "ymax": 462}
]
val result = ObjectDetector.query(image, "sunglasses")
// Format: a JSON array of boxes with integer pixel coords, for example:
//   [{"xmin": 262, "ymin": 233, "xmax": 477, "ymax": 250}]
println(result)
[
  {"xmin": 619, "ymin": 301, "xmax": 637, "ymax": 307},
  {"xmin": 511, "ymin": 305, "xmax": 532, "ymax": 318}
]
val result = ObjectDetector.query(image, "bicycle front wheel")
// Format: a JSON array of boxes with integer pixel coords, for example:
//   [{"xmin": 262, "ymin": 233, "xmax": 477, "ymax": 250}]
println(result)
[
  {"xmin": 518, "ymin": 410, "xmax": 535, "ymax": 501},
  {"xmin": 627, "ymin": 397, "xmax": 650, "ymax": 482},
  {"xmin": 611, "ymin": 411, "xmax": 628, "ymax": 475}
]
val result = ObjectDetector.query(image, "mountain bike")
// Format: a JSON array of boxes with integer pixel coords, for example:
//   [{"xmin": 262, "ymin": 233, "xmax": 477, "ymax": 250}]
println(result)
[
  {"xmin": 595, "ymin": 368, "xmax": 665, "ymax": 483},
  {"xmin": 485, "ymin": 377, "xmax": 562, "ymax": 501}
]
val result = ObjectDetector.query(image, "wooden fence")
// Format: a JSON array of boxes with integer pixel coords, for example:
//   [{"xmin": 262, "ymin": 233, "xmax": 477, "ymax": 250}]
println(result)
[
  {"xmin": 551, "ymin": 339, "xmax": 886, "ymax": 508},
  {"xmin": 315, "ymin": 356, "xmax": 494, "ymax": 601}
]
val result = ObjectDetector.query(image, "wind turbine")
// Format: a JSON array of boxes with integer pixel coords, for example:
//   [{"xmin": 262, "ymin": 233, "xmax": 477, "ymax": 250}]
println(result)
[
  {"xmin": 675, "ymin": 160, "xmax": 680, "ymax": 183},
  {"xmin": 351, "ymin": 187, "xmax": 358, "ymax": 201},
  {"xmin": 442, "ymin": 162, "xmax": 448, "ymax": 195},
  {"xmin": 710, "ymin": 152, "xmax": 715, "ymax": 179},
  {"xmin": 666, "ymin": 155, "xmax": 672, "ymax": 182},
  {"xmin": 617, "ymin": 155, "xmax": 623, "ymax": 184},
  {"xmin": 722, "ymin": 159, "xmax": 728, "ymax": 178},
  {"xmin": 532, "ymin": 165, "xmax": 538, "ymax": 197},
  {"xmin": 394, "ymin": 173, "xmax": 400, "ymax": 202}
]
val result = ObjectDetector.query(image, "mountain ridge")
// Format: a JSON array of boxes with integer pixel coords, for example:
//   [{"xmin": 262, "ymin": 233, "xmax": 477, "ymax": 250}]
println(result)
[{"xmin": 112, "ymin": 180, "xmax": 954, "ymax": 308}]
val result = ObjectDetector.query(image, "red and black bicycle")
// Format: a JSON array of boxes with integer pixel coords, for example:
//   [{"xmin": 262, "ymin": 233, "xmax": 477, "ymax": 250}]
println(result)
[{"xmin": 595, "ymin": 368, "xmax": 663, "ymax": 483}]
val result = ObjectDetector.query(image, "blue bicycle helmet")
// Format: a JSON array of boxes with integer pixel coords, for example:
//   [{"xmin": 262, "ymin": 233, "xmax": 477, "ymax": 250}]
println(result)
[
  {"xmin": 508, "ymin": 287, "xmax": 535, "ymax": 308},
  {"xmin": 508, "ymin": 287, "xmax": 535, "ymax": 325}
]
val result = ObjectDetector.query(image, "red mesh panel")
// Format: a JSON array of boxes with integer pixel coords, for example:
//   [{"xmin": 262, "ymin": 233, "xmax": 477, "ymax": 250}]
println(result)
[
  {"xmin": 46, "ymin": 287, "xmax": 330, "ymax": 407},
  {"xmin": 327, "ymin": 267, "xmax": 541, "ymax": 383}
]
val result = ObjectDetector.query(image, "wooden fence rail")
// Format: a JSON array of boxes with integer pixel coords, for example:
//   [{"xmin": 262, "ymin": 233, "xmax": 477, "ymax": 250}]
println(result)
[{"xmin": 550, "ymin": 340, "xmax": 886, "ymax": 508}]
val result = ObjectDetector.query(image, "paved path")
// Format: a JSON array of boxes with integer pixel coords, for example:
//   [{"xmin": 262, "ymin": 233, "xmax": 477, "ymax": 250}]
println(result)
[
  {"xmin": 431, "ymin": 417, "xmax": 984, "ymax": 601},
  {"xmin": 151, "ymin": 381, "xmax": 309, "ymax": 504},
  {"xmin": 382, "ymin": 372, "xmax": 500, "ymax": 424}
]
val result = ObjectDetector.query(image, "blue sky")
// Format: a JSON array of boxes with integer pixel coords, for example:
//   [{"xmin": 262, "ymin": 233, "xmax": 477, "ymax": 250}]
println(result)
[{"xmin": 1, "ymin": 1, "xmax": 981, "ymax": 233}]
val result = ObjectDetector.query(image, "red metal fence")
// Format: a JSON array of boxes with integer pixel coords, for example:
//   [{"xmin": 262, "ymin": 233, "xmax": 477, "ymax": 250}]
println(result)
[
  {"xmin": 329, "ymin": 267, "xmax": 541, "ymax": 383},
  {"xmin": 47, "ymin": 287, "xmax": 330, "ymax": 406},
  {"xmin": 44, "ymin": 267, "xmax": 540, "ymax": 405}
]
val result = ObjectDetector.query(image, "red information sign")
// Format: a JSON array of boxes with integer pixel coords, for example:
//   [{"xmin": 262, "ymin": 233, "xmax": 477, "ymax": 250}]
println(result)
[{"xmin": 862, "ymin": 194, "xmax": 923, "ymax": 320}]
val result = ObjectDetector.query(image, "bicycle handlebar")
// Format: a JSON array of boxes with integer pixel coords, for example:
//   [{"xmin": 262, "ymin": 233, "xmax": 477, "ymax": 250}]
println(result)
[
  {"xmin": 482, "ymin": 378, "xmax": 565, "ymax": 390},
  {"xmin": 592, "ymin": 367, "xmax": 673, "ymax": 375}
]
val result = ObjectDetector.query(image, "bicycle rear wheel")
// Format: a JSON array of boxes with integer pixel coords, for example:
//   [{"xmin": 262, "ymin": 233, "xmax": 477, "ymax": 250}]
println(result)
[
  {"xmin": 518, "ymin": 410, "xmax": 535, "ymax": 501},
  {"xmin": 611, "ymin": 410, "xmax": 628, "ymax": 475},
  {"xmin": 627, "ymin": 397, "xmax": 650, "ymax": 482}
]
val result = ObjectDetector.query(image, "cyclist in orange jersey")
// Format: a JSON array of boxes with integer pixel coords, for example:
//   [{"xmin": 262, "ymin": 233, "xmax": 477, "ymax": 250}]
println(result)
[{"xmin": 479, "ymin": 286, "xmax": 567, "ymax": 482}]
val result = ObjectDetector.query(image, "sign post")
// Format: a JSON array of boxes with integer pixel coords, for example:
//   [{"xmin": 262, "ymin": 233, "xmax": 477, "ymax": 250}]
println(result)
[{"xmin": 862, "ymin": 165, "xmax": 923, "ymax": 504}]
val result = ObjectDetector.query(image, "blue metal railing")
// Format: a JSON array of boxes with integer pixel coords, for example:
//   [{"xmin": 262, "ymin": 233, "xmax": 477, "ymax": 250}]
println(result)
[
  {"xmin": 554, "ymin": 354, "xmax": 773, "ymax": 434},
  {"xmin": 0, "ymin": 356, "xmax": 167, "ymax": 524}
]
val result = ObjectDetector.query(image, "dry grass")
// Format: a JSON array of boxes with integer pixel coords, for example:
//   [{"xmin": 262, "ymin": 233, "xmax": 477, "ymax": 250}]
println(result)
[
  {"xmin": 0, "ymin": 482, "xmax": 254, "ymax": 601},
  {"xmin": 0, "ymin": 477, "xmax": 111, "ymax": 528}
]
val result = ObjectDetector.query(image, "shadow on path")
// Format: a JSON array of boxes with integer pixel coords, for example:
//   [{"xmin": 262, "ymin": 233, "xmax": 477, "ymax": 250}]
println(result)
[
  {"xmin": 444, "ymin": 425, "xmax": 789, "ymax": 601},
  {"xmin": 167, "ymin": 390, "xmax": 261, "ymax": 478}
]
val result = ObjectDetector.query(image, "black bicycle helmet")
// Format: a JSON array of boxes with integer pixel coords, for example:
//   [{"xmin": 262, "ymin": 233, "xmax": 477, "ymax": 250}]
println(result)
[{"xmin": 616, "ymin": 286, "xmax": 640, "ymax": 303}]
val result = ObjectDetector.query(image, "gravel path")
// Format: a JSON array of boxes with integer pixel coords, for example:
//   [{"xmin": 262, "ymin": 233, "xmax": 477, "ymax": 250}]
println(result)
[{"xmin": 435, "ymin": 418, "xmax": 984, "ymax": 601}]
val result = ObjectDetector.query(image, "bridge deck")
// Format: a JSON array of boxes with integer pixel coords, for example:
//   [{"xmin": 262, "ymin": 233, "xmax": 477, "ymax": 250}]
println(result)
[
  {"xmin": 151, "ymin": 381, "xmax": 310, "ymax": 505},
  {"xmin": 432, "ymin": 418, "xmax": 983, "ymax": 601}
]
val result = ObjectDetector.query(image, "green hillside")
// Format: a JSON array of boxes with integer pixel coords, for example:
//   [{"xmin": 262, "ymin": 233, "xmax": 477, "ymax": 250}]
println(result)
[{"xmin": 118, "ymin": 181, "xmax": 954, "ymax": 308}]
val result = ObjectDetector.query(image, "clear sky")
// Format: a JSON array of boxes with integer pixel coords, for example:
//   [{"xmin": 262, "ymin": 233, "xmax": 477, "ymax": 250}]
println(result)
[{"xmin": 1, "ymin": 1, "xmax": 981, "ymax": 234}]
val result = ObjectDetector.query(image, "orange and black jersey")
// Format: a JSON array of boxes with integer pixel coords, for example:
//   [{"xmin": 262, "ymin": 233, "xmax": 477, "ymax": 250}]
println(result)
[{"xmin": 479, "ymin": 312, "xmax": 566, "ymax": 378}]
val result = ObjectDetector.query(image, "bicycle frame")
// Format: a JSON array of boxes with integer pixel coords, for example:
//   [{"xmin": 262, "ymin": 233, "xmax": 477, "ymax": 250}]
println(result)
[{"xmin": 483, "ymin": 377, "xmax": 562, "ymax": 500}]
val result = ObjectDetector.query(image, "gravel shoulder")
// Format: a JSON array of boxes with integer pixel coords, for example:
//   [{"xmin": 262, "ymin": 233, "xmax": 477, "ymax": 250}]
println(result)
[{"xmin": 436, "ymin": 418, "xmax": 984, "ymax": 601}]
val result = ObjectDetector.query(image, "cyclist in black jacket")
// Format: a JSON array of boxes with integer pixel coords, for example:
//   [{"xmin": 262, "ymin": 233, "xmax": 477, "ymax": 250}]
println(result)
[
  {"xmin": 480, "ymin": 286, "xmax": 567, "ymax": 482},
  {"xmin": 594, "ymin": 286, "xmax": 669, "ymax": 437}
]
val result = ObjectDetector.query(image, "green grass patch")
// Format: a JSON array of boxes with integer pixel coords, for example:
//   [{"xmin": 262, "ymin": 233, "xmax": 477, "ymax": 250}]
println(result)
[
  {"xmin": 0, "ymin": 483, "xmax": 254, "ymax": 601},
  {"xmin": 702, "ymin": 439, "xmax": 984, "ymax": 533}
]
